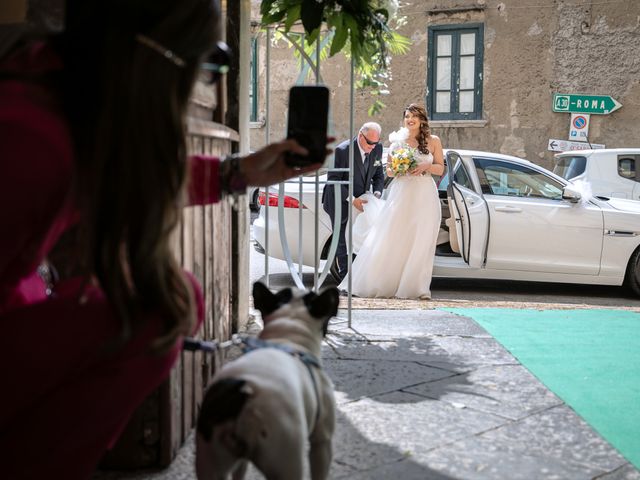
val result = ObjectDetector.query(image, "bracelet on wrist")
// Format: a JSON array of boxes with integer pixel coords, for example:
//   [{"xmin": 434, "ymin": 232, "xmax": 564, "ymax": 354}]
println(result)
[{"xmin": 220, "ymin": 153, "xmax": 248, "ymax": 199}]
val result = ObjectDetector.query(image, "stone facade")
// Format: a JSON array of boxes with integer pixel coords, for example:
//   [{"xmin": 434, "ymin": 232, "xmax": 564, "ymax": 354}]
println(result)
[{"xmin": 250, "ymin": 0, "xmax": 640, "ymax": 169}]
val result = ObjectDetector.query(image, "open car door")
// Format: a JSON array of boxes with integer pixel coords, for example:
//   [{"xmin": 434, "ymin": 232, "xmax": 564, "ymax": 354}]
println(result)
[{"xmin": 445, "ymin": 150, "xmax": 490, "ymax": 268}]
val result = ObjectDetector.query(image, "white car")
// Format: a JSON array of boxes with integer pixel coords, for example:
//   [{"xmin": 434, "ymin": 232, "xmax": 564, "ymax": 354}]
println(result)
[
  {"xmin": 254, "ymin": 149, "xmax": 640, "ymax": 295},
  {"xmin": 253, "ymin": 148, "xmax": 389, "ymax": 276},
  {"xmin": 553, "ymin": 148, "xmax": 640, "ymax": 201},
  {"xmin": 253, "ymin": 173, "xmax": 334, "ymax": 271}
]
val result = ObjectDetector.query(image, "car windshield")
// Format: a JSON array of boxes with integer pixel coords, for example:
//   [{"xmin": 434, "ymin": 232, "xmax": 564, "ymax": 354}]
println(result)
[{"xmin": 553, "ymin": 155, "xmax": 587, "ymax": 180}]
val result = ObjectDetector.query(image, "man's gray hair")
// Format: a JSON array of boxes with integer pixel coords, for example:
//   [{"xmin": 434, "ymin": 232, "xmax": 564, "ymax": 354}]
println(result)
[{"xmin": 360, "ymin": 122, "xmax": 381, "ymax": 136}]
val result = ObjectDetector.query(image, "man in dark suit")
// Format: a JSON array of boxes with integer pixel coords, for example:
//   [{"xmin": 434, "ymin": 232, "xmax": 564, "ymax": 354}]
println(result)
[{"xmin": 322, "ymin": 122, "xmax": 385, "ymax": 282}]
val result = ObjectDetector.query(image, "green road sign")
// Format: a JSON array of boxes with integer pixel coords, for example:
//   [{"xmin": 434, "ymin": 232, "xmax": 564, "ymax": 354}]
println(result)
[{"xmin": 552, "ymin": 93, "xmax": 622, "ymax": 114}]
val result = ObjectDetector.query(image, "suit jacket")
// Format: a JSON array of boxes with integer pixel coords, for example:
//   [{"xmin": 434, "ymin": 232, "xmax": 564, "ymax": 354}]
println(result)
[{"xmin": 322, "ymin": 138, "xmax": 385, "ymax": 223}]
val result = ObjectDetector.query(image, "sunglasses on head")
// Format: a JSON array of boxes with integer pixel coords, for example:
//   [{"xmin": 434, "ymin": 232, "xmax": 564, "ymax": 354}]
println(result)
[
  {"xmin": 360, "ymin": 132, "xmax": 379, "ymax": 146},
  {"xmin": 201, "ymin": 41, "xmax": 231, "ymax": 85}
]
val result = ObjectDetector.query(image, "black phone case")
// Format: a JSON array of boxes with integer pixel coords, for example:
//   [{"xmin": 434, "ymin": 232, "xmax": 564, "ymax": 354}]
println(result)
[{"xmin": 285, "ymin": 86, "xmax": 329, "ymax": 167}]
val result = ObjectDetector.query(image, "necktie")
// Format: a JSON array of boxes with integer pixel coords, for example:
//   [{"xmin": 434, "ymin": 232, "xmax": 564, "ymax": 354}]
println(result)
[{"xmin": 363, "ymin": 152, "xmax": 370, "ymax": 171}]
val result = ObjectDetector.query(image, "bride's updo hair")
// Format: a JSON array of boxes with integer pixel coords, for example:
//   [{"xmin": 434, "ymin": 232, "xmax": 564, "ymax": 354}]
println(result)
[{"xmin": 404, "ymin": 104, "xmax": 431, "ymax": 154}]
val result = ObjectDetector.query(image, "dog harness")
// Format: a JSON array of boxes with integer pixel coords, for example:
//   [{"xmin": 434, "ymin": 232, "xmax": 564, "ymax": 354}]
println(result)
[
  {"xmin": 241, "ymin": 337, "xmax": 324, "ymax": 428},
  {"xmin": 183, "ymin": 335, "xmax": 324, "ymax": 428},
  {"xmin": 241, "ymin": 337, "xmax": 321, "ymax": 368}
]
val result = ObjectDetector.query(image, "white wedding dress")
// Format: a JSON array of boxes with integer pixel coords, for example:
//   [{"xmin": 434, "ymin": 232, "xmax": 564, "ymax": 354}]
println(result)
[{"xmin": 339, "ymin": 147, "xmax": 441, "ymax": 299}]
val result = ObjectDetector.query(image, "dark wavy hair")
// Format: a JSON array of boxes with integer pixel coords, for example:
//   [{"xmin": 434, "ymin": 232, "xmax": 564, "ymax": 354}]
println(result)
[
  {"xmin": 54, "ymin": 0, "xmax": 220, "ymax": 351},
  {"xmin": 404, "ymin": 104, "xmax": 431, "ymax": 154}
]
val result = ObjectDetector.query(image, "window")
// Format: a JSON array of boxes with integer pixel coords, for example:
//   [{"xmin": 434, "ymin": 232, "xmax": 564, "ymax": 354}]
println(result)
[
  {"xmin": 618, "ymin": 155, "xmax": 638, "ymax": 181},
  {"xmin": 250, "ymin": 36, "xmax": 258, "ymax": 122},
  {"xmin": 436, "ymin": 152, "xmax": 474, "ymax": 193},
  {"xmin": 553, "ymin": 155, "xmax": 587, "ymax": 180},
  {"xmin": 427, "ymin": 24, "xmax": 484, "ymax": 120},
  {"xmin": 474, "ymin": 158, "xmax": 564, "ymax": 200},
  {"xmin": 453, "ymin": 160, "xmax": 473, "ymax": 189}
]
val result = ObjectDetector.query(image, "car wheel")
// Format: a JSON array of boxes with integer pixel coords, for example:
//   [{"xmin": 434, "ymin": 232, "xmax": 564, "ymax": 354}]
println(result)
[
  {"xmin": 626, "ymin": 247, "xmax": 640, "ymax": 296},
  {"xmin": 249, "ymin": 188, "xmax": 260, "ymax": 212}
]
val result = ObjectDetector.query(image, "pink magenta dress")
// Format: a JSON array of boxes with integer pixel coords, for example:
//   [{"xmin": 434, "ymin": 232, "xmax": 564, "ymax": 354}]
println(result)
[{"xmin": 0, "ymin": 42, "xmax": 221, "ymax": 478}]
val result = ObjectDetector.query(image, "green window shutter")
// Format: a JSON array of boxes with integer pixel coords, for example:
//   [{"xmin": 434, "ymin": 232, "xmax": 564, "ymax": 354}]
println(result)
[{"xmin": 427, "ymin": 24, "xmax": 484, "ymax": 120}]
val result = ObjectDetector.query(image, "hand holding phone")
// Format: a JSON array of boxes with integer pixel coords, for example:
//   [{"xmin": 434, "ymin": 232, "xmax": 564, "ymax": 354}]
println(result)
[{"xmin": 285, "ymin": 86, "xmax": 329, "ymax": 168}]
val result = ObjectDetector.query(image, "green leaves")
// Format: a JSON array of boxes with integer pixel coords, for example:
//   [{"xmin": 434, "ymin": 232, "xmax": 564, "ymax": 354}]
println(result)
[
  {"xmin": 329, "ymin": 15, "xmax": 347, "ymax": 57},
  {"xmin": 260, "ymin": 0, "xmax": 411, "ymax": 115},
  {"xmin": 388, "ymin": 31, "xmax": 412, "ymax": 55},
  {"xmin": 260, "ymin": 0, "xmax": 287, "ymax": 24},
  {"xmin": 301, "ymin": 0, "xmax": 323, "ymax": 34},
  {"xmin": 284, "ymin": 4, "xmax": 301, "ymax": 31},
  {"xmin": 368, "ymin": 99, "xmax": 387, "ymax": 117},
  {"xmin": 260, "ymin": 1, "xmax": 409, "ymax": 70}
]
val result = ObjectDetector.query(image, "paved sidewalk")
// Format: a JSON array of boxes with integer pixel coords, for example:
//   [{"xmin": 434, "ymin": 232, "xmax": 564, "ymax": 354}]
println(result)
[
  {"xmin": 323, "ymin": 309, "xmax": 638, "ymax": 479},
  {"xmin": 94, "ymin": 308, "xmax": 640, "ymax": 480}
]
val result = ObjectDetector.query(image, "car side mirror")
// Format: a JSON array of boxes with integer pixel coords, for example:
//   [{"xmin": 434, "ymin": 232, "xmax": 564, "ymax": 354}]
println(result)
[{"xmin": 562, "ymin": 184, "xmax": 582, "ymax": 203}]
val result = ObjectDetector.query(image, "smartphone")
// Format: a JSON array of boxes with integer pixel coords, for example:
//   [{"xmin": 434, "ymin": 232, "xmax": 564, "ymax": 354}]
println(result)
[{"xmin": 285, "ymin": 85, "xmax": 329, "ymax": 167}]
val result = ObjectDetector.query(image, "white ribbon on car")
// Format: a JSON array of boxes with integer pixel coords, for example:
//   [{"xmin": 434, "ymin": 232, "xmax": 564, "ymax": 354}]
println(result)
[{"xmin": 570, "ymin": 179, "xmax": 594, "ymax": 204}]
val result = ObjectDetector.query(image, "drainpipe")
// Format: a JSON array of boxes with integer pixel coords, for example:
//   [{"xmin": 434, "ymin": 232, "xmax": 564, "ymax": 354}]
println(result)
[
  {"xmin": 238, "ymin": 0, "xmax": 250, "ymax": 155},
  {"xmin": 226, "ymin": 0, "xmax": 251, "ymax": 331}
]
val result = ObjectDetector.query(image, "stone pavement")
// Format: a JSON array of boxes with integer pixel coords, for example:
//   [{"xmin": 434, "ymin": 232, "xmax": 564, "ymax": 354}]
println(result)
[{"xmin": 94, "ymin": 308, "xmax": 640, "ymax": 480}]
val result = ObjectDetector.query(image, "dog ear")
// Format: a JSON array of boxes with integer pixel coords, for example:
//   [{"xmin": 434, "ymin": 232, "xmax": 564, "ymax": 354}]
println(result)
[
  {"xmin": 252, "ymin": 282, "xmax": 279, "ymax": 320},
  {"xmin": 305, "ymin": 287, "xmax": 340, "ymax": 320},
  {"xmin": 253, "ymin": 282, "xmax": 293, "ymax": 321}
]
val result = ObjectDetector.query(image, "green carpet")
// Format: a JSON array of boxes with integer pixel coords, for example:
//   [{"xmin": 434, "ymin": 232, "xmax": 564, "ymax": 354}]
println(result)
[{"xmin": 444, "ymin": 308, "xmax": 640, "ymax": 469}]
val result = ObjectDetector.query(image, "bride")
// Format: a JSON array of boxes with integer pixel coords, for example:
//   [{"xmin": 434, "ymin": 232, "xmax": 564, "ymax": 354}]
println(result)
[{"xmin": 339, "ymin": 104, "xmax": 445, "ymax": 299}]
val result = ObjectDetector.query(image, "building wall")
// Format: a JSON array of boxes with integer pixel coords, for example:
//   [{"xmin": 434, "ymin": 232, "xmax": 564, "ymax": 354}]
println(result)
[{"xmin": 250, "ymin": 0, "xmax": 640, "ymax": 170}]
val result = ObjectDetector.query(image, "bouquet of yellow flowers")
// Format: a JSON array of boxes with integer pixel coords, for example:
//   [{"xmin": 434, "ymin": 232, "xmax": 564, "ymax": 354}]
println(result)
[{"xmin": 388, "ymin": 146, "xmax": 418, "ymax": 176}]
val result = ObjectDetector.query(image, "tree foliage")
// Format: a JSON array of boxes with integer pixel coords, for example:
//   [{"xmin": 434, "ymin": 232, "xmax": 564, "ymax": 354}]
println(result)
[{"xmin": 260, "ymin": 0, "xmax": 411, "ymax": 115}]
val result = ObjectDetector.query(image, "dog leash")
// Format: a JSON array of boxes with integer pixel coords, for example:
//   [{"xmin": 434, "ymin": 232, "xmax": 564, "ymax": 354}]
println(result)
[
  {"xmin": 182, "ymin": 334, "xmax": 247, "ymax": 353},
  {"xmin": 240, "ymin": 337, "xmax": 322, "ymax": 369},
  {"xmin": 183, "ymin": 335, "xmax": 321, "ymax": 369}
]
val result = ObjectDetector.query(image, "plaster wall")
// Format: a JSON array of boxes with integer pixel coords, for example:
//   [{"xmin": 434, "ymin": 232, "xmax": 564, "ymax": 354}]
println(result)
[{"xmin": 250, "ymin": 0, "xmax": 640, "ymax": 170}]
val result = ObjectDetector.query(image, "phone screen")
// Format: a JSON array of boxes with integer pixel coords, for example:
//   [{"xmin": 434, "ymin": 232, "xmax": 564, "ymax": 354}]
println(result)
[{"xmin": 285, "ymin": 86, "xmax": 329, "ymax": 167}]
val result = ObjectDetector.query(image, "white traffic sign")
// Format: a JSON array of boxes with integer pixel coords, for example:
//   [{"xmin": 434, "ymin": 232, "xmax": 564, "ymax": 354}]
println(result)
[
  {"xmin": 569, "ymin": 113, "xmax": 590, "ymax": 141},
  {"xmin": 548, "ymin": 138, "xmax": 605, "ymax": 152}
]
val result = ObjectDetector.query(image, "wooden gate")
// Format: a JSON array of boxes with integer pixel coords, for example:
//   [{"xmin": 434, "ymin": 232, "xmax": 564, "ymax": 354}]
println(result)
[{"xmin": 100, "ymin": 123, "xmax": 239, "ymax": 468}]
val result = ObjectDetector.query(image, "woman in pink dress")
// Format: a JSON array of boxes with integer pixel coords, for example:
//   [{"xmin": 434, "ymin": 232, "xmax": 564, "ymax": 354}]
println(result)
[{"xmin": 0, "ymin": 1, "xmax": 321, "ymax": 477}]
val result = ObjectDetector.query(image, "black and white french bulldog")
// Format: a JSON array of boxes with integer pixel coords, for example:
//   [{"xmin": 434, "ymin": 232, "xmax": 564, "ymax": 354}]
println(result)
[{"xmin": 195, "ymin": 282, "xmax": 339, "ymax": 480}]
